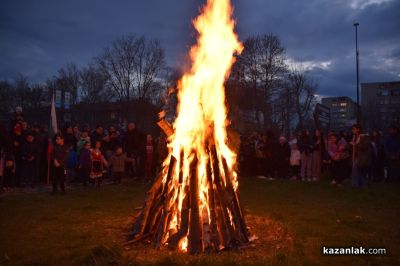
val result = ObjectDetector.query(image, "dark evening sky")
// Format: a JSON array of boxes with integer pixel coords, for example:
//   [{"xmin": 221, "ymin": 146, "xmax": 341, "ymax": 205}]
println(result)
[{"xmin": 1, "ymin": 0, "xmax": 399, "ymax": 99}]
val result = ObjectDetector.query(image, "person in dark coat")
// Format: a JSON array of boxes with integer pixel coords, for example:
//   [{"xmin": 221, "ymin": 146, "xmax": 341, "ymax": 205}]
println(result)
[
  {"xmin": 64, "ymin": 126, "xmax": 77, "ymax": 149},
  {"xmin": 123, "ymin": 123, "xmax": 143, "ymax": 178},
  {"xmin": 384, "ymin": 125, "xmax": 400, "ymax": 183},
  {"xmin": 0, "ymin": 123, "xmax": 14, "ymax": 191},
  {"xmin": 91, "ymin": 125, "xmax": 104, "ymax": 147},
  {"xmin": 298, "ymin": 129, "xmax": 313, "ymax": 181},
  {"xmin": 21, "ymin": 131, "xmax": 39, "ymax": 187},
  {"xmin": 263, "ymin": 131, "xmax": 278, "ymax": 179},
  {"xmin": 79, "ymin": 141, "xmax": 92, "ymax": 187},
  {"xmin": 51, "ymin": 134, "xmax": 69, "ymax": 194},
  {"xmin": 11, "ymin": 123, "xmax": 24, "ymax": 187},
  {"xmin": 351, "ymin": 124, "xmax": 372, "ymax": 187},
  {"xmin": 276, "ymin": 136, "xmax": 290, "ymax": 178}
]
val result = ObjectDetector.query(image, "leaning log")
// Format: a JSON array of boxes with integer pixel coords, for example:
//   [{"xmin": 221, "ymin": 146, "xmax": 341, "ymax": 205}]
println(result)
[{"xmin": 188, "ymin": 154, "xmax": 202, "ymax": 254}]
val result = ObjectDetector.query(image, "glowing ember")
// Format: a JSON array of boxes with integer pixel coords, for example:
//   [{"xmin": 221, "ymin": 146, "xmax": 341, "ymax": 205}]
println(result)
[{"xmin": 127, "ymin": 0, "xmax": 248, "ymax": 253}]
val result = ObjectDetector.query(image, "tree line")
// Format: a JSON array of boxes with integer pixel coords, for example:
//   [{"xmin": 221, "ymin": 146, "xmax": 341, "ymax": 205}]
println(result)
[{"xmin": 0, "ymin": 33, "xmax": 317, "ymax": 132}]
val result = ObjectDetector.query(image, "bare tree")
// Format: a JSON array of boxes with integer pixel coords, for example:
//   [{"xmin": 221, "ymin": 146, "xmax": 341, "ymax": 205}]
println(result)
[
  {"xmin": 27, "ymin": 83, "xmax": 47, "ymax": 110},
  {"xmin": 285, "ymin": 68, "xmax": 317, "ymax": 129},
  {"xmin": 79, "ymin": 66, "xmax": 110, "ymax": 103},
  {"xmin": 57, "ymin": 63, "xmax": 80, "ymax": 104},
  {"xmin": 273, "ymin": 84, "xmax": 295, "ymax": 135},
  {"xmin": 95, "ymin": 35, "xmax": 165, "ymax": 102},
  {"xmin": 233, "ymin": 34, "xmax": 287, "ymax": 130},
  {"xmin": 257, "ymin": 34, "xmax": 287, "ymax": 129},
  {"xmin": 0, "ymin": 80, "xmax": 16, "ymax": 115},
  {"xmin": 134, "ymin": 38, "xmax": 165, "ymax": 100},
  {"xmin": 13, "ymin": 74, "xmax": 31, "ymax": 108},
  {"xmin": 8, "ymin": 74, "xmax": 47, "ymax": 111}
]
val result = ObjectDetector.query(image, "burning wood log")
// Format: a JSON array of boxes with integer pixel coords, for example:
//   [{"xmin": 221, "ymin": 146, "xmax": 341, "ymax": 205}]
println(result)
[
  {"xmin": 126, "ymin": 0, "xmax": 249, "ymax": 254},
  {"xmin": 188, "ymin": 154, "xmax": 202, "ymax": 254}
]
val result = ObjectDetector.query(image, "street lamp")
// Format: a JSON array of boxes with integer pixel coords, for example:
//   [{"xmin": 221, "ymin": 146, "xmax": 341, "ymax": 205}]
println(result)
[{"xmin": 354, "ymin": 22, "xmax": 360, "ymax": 124}]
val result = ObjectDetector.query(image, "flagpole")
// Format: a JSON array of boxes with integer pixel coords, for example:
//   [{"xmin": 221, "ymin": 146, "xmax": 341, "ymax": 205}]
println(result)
[
  {"xmin": 47, "ymin": 145, "xmax": 50, "ymax": 185},
  {"xmin": 47, "ymin": 93, "xmax": 58, "ymax": 185}
]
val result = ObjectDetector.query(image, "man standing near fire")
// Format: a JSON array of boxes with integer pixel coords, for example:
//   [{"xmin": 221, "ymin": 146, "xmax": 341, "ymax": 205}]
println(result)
[{"xmin": 52, "ymin": 134, "xmax": 69, "ymax": 194}]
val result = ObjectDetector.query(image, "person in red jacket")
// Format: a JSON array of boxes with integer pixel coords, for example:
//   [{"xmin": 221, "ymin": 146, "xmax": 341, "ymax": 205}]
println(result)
[{"xmin": 90, "ymin": 140, "xmax": 108, "ymax": 187}]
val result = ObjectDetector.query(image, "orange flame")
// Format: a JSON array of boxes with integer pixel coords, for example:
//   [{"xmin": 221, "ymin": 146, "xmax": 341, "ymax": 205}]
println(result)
[{"xmin": 163, "ymin": 0, "xmax": 242, "ymax": 252}]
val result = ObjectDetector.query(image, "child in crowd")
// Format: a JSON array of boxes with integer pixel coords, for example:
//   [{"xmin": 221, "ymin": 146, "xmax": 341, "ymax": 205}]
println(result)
[
  {"xmin": 77, "ymin": 130, "xmax": 91, "ymax": 155},
  {"xmin": 2, "ymin": 159, "xmax": 15, "ymax": 192},
  {"xmin": 79, "ymin": 142, "xmax": 92, "ymax": 187},
  {"xmin": 109, "ymin": 146, "xmax": 134, "ymax": 184},
  {"xmin": 66, "ymin": 144, "xmax": 78, "ymax": 185},
  {"xmin": 90, "ymin": 141, "xmax": 108, "ymax": 187},
  {"xmin": 290, "ymin": 143, "xmax": 301, "ymax": 180}
]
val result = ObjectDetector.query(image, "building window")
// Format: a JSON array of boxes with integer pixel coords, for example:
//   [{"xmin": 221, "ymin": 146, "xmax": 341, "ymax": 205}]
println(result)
[
  {"xmin": 380, "ymin": 99, "xmax": 389, "ymax": 104},
  {"xmin": 392, "ymin": 89, "xmax": 400, "ymax": 96},
  {"xmin": 381, "ymin": 89, "xmax": 390, "ymax": 96},
  {"xmin": 339, "ymin": 108, "xmax": 346, "ymax": 112},
  {"xmin": 339, "ymin": 102, "xmax": 347, "ymax": 107},
  {"xmin": 332, "ymin": 103, "xmax": 338, "ymax": 107}
]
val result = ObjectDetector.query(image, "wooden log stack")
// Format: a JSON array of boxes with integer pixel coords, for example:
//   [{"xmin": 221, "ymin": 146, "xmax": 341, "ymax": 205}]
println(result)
[{"xmin": 126, "ymin": 124, "xmax": 249, "ymax": 254}]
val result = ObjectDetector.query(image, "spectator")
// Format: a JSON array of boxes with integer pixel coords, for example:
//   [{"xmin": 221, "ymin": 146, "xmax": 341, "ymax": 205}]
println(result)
[
  {"xmin": 289, "ymin": 143, "xmax": 301, "ymax": 180},
  {"xmin": 1, "ymin": 123, "xmax": 14, "ymax": 192},
  {"xmin": 327, "ymin": 133, "xmax": 348, "ymax": 186},
  {"xmin": 288, "ymin": 132, "xmax": 298, "ymax": 146},
  {"xmin": 11, "ymin": 123, "xmax": 24, "ymax": 187},
  {"xmin": 73, "ymin": 125, "xmax": 81, "ymax": 140},
  {"xmin": 155, "ymin": 134, "xmax": 168, "ymax": 174},
  {"xmin": 79, "ymin": 142, "xmax": 91, "ymax": 187},
  {"xmin": 384, "ymin": 125, "xmax": 400, "ymax": 183},
  {"xmin": 144, "ymin": 134, "xmax": 155, "ymax": 182},
  {"xmin": 298, "ymin": 129, "xmax": 313, "ymax": 181},
  {"xmin": 11, "ymin": 106, "xmax": 24, "ymax": 130},
  {"xmin": 124, "ymin": 123, "xmax": 142, "ymax": 178},
  {"xmin": 64, "ymin": 126, "xmax": 77, "ymax": 149},
  {"xmin": 254, "ymin": 134, "xmax": 265, "ymax": 178},
  {"xmin": 371, "ymin": 131, "xmax": 385, "ymax": 181},
  {"xmin": 276, "ymin": 136, "xmax": 290, "ymax": 179},
  {"xmin": 91, "ymin": 125, "xmax": 104, "ymax": 147},
  {"xmin": 66, "ymin": 144, "xmax": 78, "ymax": 184},
  {"xmin": 239, "ymin": 136, "xmax": 255, "ymax": 177},
  {"xmin": 338, "ymin": 131, "xmax": 352, "ymax": 179},
  {"xmin": 36, "ymin": 125, "xmax": 49, "ymax": 183},
  {"xmin": 263, "ymin": 131, "xmax": 277, "ymax": 179},
  {"xmin": 351, "ymin": 124, "xmax": 372, "ymax": 187},
  {"xmin": 90, "ymin": 140, "xmax": 108, "ymax": 187},
  {"xmin": 77, "ymin": 130, "xmax": 91, "ymax": 155},
  {"xmin": 109, "ymin": 146, "xmax": 134, "ymax": 184},
  {"xmin": 21, "ymin": 131, "xmax": 39, "ymax": 188},
  {"xmin": 51, "ymin": 134, "xmax": 69, "ymax": 194},
  {"xmin": 311, "ymin": 129, "xmax": 323, "ymax": 181}
]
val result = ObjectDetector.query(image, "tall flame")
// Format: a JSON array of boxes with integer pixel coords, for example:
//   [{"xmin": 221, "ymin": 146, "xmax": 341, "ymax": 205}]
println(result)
[{"xmin": 164, "ymin": 0, "xmax": 243, "ymax": 252}]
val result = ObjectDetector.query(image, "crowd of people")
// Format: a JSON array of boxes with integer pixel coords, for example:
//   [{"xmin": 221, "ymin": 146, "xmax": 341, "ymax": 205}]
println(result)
[
  {"xmin": 238, "ymin": 124, "xmax": 400, "ymax": 187},
  {"xmin": 0, "ymin": 108, "xmax": 168, "ymax": 194},
  {"xmin": 1, "ymin": 107, "xmax": 399, "ymax": 195}
]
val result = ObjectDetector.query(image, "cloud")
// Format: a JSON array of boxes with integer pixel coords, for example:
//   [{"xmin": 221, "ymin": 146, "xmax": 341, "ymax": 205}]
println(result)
[
  {"xmin": 349, "ymin": 0, "xmax": 393, "ymax": 9},
  {"xmin": 286, "ymin": 58, "xmax": 333, "ymax": 71},
  {"xmin": 0, "ymin": 0, "xmax": 398, "ymax": 101}
]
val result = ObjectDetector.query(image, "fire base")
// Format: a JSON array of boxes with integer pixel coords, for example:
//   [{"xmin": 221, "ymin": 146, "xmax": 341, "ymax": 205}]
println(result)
[{"xmin": 126, "ymin": 145, "xmax": 249, "ymax": 254}]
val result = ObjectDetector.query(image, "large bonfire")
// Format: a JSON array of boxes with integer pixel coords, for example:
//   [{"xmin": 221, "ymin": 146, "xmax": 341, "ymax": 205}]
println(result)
[{"xmin": 127, "ymin": 0, "xmax": 248, "ymax": 253}]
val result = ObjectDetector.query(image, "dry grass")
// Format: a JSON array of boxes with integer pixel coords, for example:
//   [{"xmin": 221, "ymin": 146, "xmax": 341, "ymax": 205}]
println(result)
[{"xmin": 0, "ymin": 178, "xmax": 399, "ymax": 265}]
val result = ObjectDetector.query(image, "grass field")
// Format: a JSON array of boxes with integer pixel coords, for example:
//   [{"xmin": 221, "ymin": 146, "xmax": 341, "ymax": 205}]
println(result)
[{"xmin": 0, "ymin": 178, "xmax": 399, "ymax": 266}]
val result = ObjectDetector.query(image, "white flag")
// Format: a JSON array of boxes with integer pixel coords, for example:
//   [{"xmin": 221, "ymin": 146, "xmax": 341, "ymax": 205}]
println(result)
[{"xmin": 50, "ymin": 94, "xmax": 58, "ymax": 135}]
